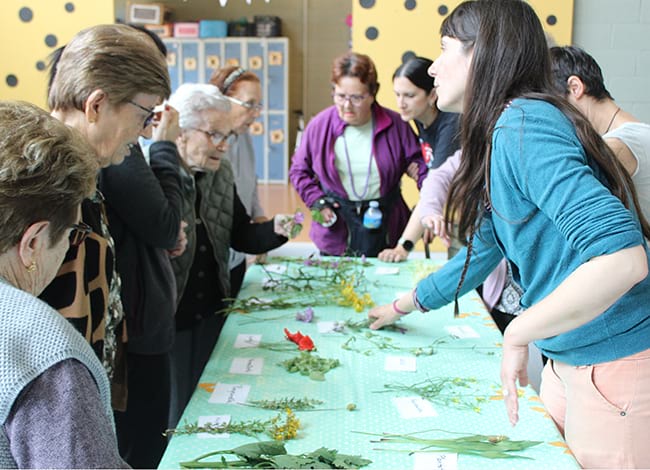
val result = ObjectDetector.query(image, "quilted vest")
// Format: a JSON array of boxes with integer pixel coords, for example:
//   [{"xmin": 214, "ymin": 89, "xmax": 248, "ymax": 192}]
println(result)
[
  {"xmin": 172, "ymin": 159, "xmax": 235, "ymax": 303},
  {"xmin": 0, "ymin": 279, "xmax": 112, "ymax": 468}
]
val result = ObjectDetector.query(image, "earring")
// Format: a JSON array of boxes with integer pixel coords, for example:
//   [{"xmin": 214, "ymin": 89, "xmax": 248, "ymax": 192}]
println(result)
[{"xmin": 27, "ymin": 261, "xmax": 37, "ymax": 273}]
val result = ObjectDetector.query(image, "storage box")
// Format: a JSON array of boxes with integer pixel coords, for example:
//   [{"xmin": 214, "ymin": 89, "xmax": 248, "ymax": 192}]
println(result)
[
  {"xmin": 173, "ymin": 22, "xmax": 200, "ymax": 38},
  {"xmin": 199, "ymin": 20, "xmax": 227, "ymax": 38},
  {"xmin": 228, "ymin": 20, "xmax": 254, "ymax": 37},
  {"xmin": 254, "ymin": 15, "xmax": 281, "ymax": 37},
  {"xmin": 144, "ymin": 23, "xmax": 173, "ymax": 38},
  {"xmin": 127, "ymin": 2, "xmax": 171, "ymax": 25}
]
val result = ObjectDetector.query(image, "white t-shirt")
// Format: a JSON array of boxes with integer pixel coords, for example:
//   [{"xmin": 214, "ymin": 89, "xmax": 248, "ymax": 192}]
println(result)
[{"xmin": 605, "ymin": 122, "xmax": 650, "ymax": 223}]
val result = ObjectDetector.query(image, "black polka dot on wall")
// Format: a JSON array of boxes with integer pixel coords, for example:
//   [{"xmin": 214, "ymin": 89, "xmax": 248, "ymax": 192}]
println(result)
[
  {"xmin": 36, "ymin": 61, "xmax": 46, "ymax": 71},
  {"xmin": 402, "ymin": 51, "xmax": 416, "ymax": 63},
  {"xmin": 405, "ymin": 0, "xmax": 416, "ymax": 10},
  {"xmin": 19, "ymin": 7, "xmax": 33, "ymax": 22},
  {"xmin": 6, "ymin": 75, "xmax": 18, "ymax": 87},
  {"xmin": 65, "ymin": 2, "xmax": 75, "ymax": 12},
  {"xmin": 365, "ymin": 26, "xmax": 379, "ymax": 40},
  {"xmin": 45, "ymin": 34, "xmax": 58, "ymax": 48},
  {"xmin": 359, "ymin": 0, "xmax": 375, "ymax": 8},
  {"xmin": 438, "ymin": 5, "xmax": 449, "ymax": 15},
  {"xmin": 547, "ymin": 15, "xmax": 557, "ymax": 26}
]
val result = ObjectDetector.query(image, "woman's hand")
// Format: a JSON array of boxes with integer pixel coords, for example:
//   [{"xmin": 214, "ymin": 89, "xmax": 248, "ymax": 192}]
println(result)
[
  {"xmin": 168, "ymin": 220, "xmax": 188, "ymax": 258},
  {"xmin": 421, "ymin": 214, "xmax": 451, "ymax": 247},
  {"xmin": 501, "ymin": 319, "xmax": 530, "ymax": 426},
  {"xmin": 368, "ymin": 303, "xmax": 402, "ymax": 330},
  {"xmin": 273, "ymin": 214, "xmax": 303, "ymax": 238},
  {"xmin": 406, "ymin": 161, "xmax": 421, "ymax": 180},
  {"xmin": 320, "ymin": 207, "xmax": 337, "ymax": 224},
  {"xmin": 378, "ymin": 245, "xmax": 409, "ymax": 263},
  {"xmin": 152, "ymin": 104, "xmax": 181, "ymax": 142}
]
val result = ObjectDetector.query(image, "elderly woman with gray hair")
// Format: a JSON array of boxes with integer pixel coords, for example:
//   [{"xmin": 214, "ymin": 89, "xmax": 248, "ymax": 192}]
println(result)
[
  {"xmin": 0, "ymin": 101, "xmax": 128, "ymax": 467},
  {"xmin": 167, "ymin": 83, "xmax": 300, "ymax": 426}
]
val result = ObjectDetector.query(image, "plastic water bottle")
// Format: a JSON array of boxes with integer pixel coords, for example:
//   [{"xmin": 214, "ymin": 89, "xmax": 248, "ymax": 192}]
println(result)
[{"xmin": 363, "ymin": 201, "xmax": 382, "ymax": 229}]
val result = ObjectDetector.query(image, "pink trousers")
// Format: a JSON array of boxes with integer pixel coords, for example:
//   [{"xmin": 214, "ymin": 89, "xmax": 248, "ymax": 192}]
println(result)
[{"xmin": 540, "ymin": 348, "xmax": 650, "ymax": 469}]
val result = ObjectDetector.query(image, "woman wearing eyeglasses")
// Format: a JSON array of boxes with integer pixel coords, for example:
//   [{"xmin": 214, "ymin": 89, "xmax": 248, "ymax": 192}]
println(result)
[
  {"xmin": 210, "ymin": 67, "xmax": 267, "ymax": 298},
  {"xmin": 0, "ymin": 101, "xmax": 128, "ymax": 468},
  {"xmin": 167, "ymin": 83, "xmax": 299, "ymax": 427},
  {"xmin": 290, "ymin": 51, "xmax": 427, "ymax": 257},
  {"xmin": 40, "ymin": 24, "xmax": 171, "ymax": 417}
]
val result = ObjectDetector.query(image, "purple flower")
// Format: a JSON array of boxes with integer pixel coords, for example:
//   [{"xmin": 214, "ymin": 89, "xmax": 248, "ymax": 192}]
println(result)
[
  {"xmin": 361, "ymin": 255, "xmax": 366, "ymax": 263},
  {"xmin": 331, "ymin": 261, "xmax": 339, "ymax": 269},
  {"xmin": 303, "ymin": 258, "xmax": 314, "ymax": 266},
  {"xmin": 296, "ymin": 307, "xmax": 314, "ymax": 323},
  {"xmin": 294, "ymin": 211, "xmax": 305, "ymax": 224}
]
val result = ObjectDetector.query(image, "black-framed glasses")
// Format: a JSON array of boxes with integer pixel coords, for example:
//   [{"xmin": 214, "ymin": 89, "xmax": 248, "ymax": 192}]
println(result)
[
  {"xmin": 332, "ymin": 92, "xmax": 369, "ymax": 107},
  {"xmin": 187, "ymin": 127, "xmax": 236, "ymax": 147},
  {"xmin": 225, "ymin": 95, "xmax": 263, "ymax": 111},
  {"xmin": 128, "ymin": 100, "xmax": 156, "ymax": 129},
  {"xmin": 69, "ymin": 221, "xmax": 92, "ymax": 247}
]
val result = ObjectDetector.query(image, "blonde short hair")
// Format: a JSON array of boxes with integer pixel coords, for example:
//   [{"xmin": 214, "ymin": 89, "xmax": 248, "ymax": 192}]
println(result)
[
  {"xmin": 0, "ymin": 101, "xmax": 97, "ymax": 253},
  {"xmin": 48, "ymin": 24, "xmax": 171, "ymax": 111}
]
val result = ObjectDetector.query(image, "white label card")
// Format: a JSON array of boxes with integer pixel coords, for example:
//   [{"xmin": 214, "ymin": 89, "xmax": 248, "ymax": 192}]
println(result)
[
  {"xmin": 317, "ymin": 321, "xmax": 345, "ymax": 334},
  {"xmin": 229, "ymin": 357, "xmax": 264, "ymax": 375},
  {"xmin": 264, "ymin": 264, "xmax": 287, "ymax": 274},
  {"xmin": 375, "ymin": 266, "xmax": 400, "ymax": 275},
  {"xmin": 413, "ymin": 452, "xmax": 458, "ymax": 470},
  {"xmin": 393, "ymin": 396, "xmax": 437, "ymax": 419},
  {"xmin": 209, "ymin": 383, "xmax": 251, "ymax": 404},
  {"xmin": 445, "ymin": 325, "xmax": 480, "ymax": 339},
  {"xmin": 385, "ymin": 355, "xmax": 417, "ymax": 372},
  {"xmin": 233, "ymin": 334, "xmax": 262, "ymax": 348},
  {"xmin": 197, "ymin": 415, "xmax": 231, "ymax": 439}
]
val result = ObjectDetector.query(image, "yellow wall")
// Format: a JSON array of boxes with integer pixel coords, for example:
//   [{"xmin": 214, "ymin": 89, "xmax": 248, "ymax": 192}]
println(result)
[
  {"xmin": 0, "ymin": 0, "xmax": 115, "ymax": 109},
  {"xmin": 352, "ymin": 0, "xmax": 573, "ymax": 251}
]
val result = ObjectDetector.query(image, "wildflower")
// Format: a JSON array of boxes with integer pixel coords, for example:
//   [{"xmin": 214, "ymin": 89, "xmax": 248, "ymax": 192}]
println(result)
[
  {"xmin": 296, "ymin": 307, "xmax": 314, "ymax": 323},
  {"xmin": 284, "ymin": 328, "xmax": 315, "ymax": 351}
]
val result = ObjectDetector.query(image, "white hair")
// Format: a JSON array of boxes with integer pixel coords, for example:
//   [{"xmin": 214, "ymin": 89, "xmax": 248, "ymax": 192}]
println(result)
[{"xmin": 167, "ymin": 83, "xmax": 230, "ymax": 129}]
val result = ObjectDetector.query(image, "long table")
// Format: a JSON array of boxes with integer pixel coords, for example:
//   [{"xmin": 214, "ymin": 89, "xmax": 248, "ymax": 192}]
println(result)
[{"xmin": 158, "ymin": 257, "xmax": 579, "ymax": 469}]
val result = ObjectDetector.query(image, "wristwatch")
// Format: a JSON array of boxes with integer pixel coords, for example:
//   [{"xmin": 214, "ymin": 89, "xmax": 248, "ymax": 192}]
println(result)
[{"xmin": 399, "ymin": 237, "xmax": 414, "ymax": 252}]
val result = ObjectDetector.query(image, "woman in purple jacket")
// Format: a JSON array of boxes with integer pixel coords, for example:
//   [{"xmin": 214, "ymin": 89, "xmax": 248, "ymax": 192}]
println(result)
[{"xmin": 289, "ymin": 52, "xmax": 427, "ymax": 256}]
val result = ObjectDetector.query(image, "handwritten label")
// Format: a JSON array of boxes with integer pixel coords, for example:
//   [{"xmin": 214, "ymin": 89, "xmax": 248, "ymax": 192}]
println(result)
[
  {"xmin": 264, "ymin": 264, "xmax": 287, "ymax": 274},
  {"xmin": 229, "ymin": 357, "xmax": 264, "ymax": 375},
  {"xmin": 445, "ymin": 325, "xmax": 480, "ymax": 339},
  {"xmin": 375, "ymin": 266, "xmax": 400, "ymax": 275},
  {"xmin": 413, "ymin": 452, "xmax": 457, "ymax": 470},
  {"xmin": 197, "ymin": 415, "xmax": 231, "ymax": 439},
  {"xmin": 233, "ymin": 334, "xmax": 262, "ymax": 348},
  {"xmin": 393, "ymin": 396, "xmax": 437, "ymax": 419},
  {"xmin": 209, "ymin": 383, "xmax": 250, "ymax": 404},
  {"xmin": 317, "ymin": 321, "xmax": 345, "ymax": 334},
  {"xmin": 385, "ymin": 355, "xmax": 417, "ymax": 372}
]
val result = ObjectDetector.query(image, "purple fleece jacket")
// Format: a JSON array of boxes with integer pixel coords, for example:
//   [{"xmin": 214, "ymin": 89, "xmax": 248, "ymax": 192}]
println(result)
[{"xmin": 290, "ymin": 103, "xmax": 426, "ymax": 255}]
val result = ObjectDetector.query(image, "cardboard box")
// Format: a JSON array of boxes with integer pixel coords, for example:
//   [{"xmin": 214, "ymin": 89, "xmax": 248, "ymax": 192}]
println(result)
[
  {"xmin": 143, "ymin": 23, "xmax": 173, "ymax": 38},
  {"xmin": 127, "ymin": 3, "xmax": 171, "ymax": 25}
]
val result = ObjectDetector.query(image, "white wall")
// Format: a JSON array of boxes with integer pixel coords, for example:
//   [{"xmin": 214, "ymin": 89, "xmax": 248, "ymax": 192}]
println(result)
[{"xmin": 573, "ymin": 0, "xmax": 650, "ymax": 122}]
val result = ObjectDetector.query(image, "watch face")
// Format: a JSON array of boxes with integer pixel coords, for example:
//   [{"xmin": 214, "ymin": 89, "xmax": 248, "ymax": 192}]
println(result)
[{"xmin": 402, "ymin": 240, "xmax": 414, "ymax": 252}]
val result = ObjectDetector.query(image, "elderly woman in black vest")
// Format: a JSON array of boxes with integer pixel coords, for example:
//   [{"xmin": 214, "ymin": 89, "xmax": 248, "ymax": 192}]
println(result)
[{"xmin": 167, "ymin": 83, "xmax": 299, "ymax": 426}]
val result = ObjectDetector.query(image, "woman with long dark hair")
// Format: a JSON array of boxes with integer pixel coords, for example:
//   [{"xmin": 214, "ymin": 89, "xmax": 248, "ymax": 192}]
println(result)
[{"xmin": 369, "ymin": 1, "xmax": 650, "ymax": 467}]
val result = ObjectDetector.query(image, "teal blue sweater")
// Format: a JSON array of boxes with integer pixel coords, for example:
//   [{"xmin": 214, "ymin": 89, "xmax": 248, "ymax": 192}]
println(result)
[{"xmin": 416, "ymin": 98, "xmax": 650, "ymax": 366}]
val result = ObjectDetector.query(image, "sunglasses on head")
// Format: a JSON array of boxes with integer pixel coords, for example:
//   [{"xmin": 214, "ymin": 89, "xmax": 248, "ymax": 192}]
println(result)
[{"xmin": 69, "ymin": 221, "xmax": 92, "ymax": 247}]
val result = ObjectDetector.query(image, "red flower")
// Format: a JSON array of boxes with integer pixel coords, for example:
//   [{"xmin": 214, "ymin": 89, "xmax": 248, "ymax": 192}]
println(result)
[{"xmin": 284, "ymin": 328, "xmax": 315, "ymax": 351}]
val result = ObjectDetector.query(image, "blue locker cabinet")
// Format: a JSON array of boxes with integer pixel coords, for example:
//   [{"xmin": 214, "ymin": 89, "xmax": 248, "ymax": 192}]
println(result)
[{"xmin": 163, "ymin": 37, "xmax": 289, "ymax": 184}]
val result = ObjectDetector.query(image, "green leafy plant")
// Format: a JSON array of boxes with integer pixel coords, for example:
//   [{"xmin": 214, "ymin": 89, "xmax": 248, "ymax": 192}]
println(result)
[
  {"xmin": 358, "ymin": 429, "xmax": 542, "ymax": 459},
  {"xmin": 179, "ymin": 441, "xmax": 372, "ymax": 469},
  {"xmin": 279, "ymin": 351, "xmax": 340, "ymax": 381}
]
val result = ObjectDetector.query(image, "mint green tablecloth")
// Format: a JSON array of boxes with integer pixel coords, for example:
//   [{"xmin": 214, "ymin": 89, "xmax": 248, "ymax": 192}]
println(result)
[{"xmin": 158, "ymin": 257, "xmax": 579, "ymax": 469}]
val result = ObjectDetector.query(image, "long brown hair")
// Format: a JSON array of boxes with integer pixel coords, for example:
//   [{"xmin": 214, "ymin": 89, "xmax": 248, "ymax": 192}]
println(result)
[{"xmin": 444, "ymin": 0, "xmax": 650, "ymax": 242}]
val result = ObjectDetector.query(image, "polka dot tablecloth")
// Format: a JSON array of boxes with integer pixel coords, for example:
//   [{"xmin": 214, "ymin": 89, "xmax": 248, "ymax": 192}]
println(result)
[{"xmin": 158, "ymin": 257, "xmax": 579, "ymax": 469}]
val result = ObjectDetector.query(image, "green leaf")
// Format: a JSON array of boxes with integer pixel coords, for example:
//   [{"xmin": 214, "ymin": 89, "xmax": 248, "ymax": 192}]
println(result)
[{"xmin": 231, "ymin": 441, "xmax": 287, "ymax": 459}]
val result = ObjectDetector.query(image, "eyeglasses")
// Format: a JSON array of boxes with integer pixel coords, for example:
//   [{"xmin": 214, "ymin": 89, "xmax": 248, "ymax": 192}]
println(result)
[
  {"xmin": 69, "ymin": 221, "xmax": 92, "ymax": 247},
  {"xmin": 332, "ymin": 92, "xmax": 370, "ymax": 107},
  {"xmin": 225, "ymin": 95, "xmax": 263, "ymax": 111},
  {"xmin": 128, "ymin": 100, "xmax": 156, "ymax": 129},
  {"xmin": 187, "ymin": 127, "xmax": 236, "ymax": 147}
]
